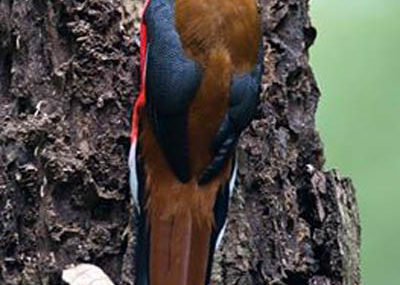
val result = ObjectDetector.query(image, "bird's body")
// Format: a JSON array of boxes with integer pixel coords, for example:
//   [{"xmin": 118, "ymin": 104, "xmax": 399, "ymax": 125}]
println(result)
[{"xmin": 129, "ymin": 0, "xmax": 262, "ymax": 284}]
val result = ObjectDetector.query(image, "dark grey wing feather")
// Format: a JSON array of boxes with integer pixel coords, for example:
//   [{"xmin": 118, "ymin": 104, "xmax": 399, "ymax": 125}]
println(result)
[
  {"xmin": 199, "ymin": 40, "xmax": 264, "ymax": 185},
  {"xmin": 144, "ymin": 1, "xmax": 202, "ymax": 182}
]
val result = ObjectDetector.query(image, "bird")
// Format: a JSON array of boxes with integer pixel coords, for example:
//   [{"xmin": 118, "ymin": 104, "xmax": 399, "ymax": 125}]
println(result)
[{"xmin": 129, "ymin": 0, "xmax": 263, "ymax": 284}]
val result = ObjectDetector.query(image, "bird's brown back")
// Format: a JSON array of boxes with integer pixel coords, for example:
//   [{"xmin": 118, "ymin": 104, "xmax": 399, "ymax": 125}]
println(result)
[
  {"xmin": 175, "ymin": 0, "xmax": 261, "ymax": 175},
  {"xmin": 176, "ymin": 0, "xmax": 260, "ymax": 71}
]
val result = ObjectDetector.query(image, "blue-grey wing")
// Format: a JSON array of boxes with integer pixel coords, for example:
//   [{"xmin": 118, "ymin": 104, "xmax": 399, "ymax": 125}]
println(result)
[
  {"xmin": 199, "ymin": 39, "xmax": 264, "ymax": 185},
  {"xmin": 144, "ymin": 1, "xmax": 202, "ymax": 182}
]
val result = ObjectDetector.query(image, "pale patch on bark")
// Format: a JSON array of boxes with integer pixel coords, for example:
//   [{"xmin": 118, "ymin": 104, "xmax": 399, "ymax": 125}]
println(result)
[{"xmin": 62, "ymin": 264, "xmax": 115, "ymax": 285}]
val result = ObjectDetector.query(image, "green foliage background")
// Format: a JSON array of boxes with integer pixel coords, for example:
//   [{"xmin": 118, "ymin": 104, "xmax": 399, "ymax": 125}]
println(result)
[{"xmin": 311, "ymin": 0, "xmax": 400, "ymax": 284}]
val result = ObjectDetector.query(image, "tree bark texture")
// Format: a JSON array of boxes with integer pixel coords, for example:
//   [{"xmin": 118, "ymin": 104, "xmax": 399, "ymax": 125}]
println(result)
[{"xmin": 0, "ymin": 1, "xmax": 361, "ymax": 285}]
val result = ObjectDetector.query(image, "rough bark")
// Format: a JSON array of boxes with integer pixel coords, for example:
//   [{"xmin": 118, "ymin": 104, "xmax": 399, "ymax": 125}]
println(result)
[{"xmin": 0, "ymin": 1, "xmax": 360, "ymax": 285}]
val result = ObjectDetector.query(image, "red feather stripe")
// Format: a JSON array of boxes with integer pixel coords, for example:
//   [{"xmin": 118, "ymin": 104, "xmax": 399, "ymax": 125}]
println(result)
[{"xmin": 131, "ymin": 0, "xmax": 151, "ymax": 142}]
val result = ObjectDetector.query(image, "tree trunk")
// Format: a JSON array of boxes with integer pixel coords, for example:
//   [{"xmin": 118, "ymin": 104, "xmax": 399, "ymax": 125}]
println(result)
[{"xmin": 0, "ymin": 1, "xmax": 360, "ymax": 285}]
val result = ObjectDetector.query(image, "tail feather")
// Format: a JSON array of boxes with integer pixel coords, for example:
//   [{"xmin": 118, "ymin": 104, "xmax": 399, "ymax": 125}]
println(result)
[
  {"xmin": 133, "ymin": 125, "xmax": 236, "ymax": 285},
  {"xmin": 136, "ymin": 208, "xmax": 150, "ymax": 285},
  {"xmin": 150, "ymin": 211, "xmax": 193, "ymax": 285},
  {"xmin": 133, "ymin": 177, "xmax": 235, "ymax": 285},
  {"xmin": 149, "ymin": 210, "xmax": 212, "ymax": 285},
  {"xmin": 187, "ymin": 219, "xmax": 212, "ymax": 285}
]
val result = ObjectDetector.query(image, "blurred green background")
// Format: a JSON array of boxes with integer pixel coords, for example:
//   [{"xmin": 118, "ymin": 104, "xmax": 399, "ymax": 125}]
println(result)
[{"xmin": 310, "ymin": 0, "xmax": 400, "ymax": 284}]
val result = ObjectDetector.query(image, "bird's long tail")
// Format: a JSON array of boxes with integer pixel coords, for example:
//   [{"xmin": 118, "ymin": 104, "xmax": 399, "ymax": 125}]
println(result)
[
  {"xmin": 147, "ymin": 208, "xmax": 211, "ymax": 285},
  {"xmin": 134, "ymin": 129, "xmax": 236, "ymax": 285}
]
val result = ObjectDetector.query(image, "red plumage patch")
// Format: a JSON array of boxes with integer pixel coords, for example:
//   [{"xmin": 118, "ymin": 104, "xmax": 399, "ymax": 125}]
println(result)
[{"xmin": 131, "ymin": 0, "xmax": 150, "ymax": 142}]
